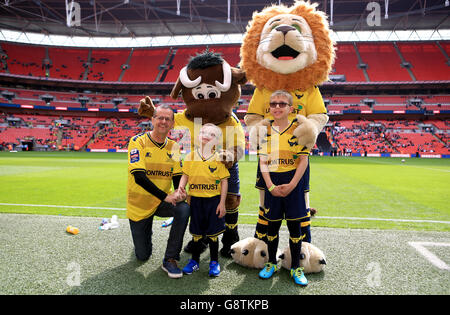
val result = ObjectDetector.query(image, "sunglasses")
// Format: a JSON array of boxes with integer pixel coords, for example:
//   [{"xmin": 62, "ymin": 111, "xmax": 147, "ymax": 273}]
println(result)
[{"xmin": 269, "ymin": 102, "xmax": 290, "ymax": 108}]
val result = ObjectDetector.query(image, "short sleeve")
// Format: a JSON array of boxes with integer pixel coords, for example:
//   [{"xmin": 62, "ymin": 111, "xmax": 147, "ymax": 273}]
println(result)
[
  {"xmin": 181, "ymin": 152, "xmax": 193, "ymax": 176},
  {"xmin": 247, "ymin": 87, "xmax": 265, "ymax": 117},
  {"xmin": 217, "ymin": 162, "xmax": 230, "ymax": 180},
  {"xmin": 128, "ymin": 136, "xmax": 145, "ymax": 174},
  {"xmin": 305, "ymin": 86, "xmax": 327, "ymax": 116},
  {"xmin": 171, "ymin": 143, "xmax": 182, "ymax": 176}
]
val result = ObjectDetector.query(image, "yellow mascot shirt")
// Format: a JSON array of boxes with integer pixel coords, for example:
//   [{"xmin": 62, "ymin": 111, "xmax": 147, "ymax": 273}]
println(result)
[
  {"xmin": 258, "ymin": 118, "xmax": 310, "ymax": 173},
  {"xmin": 174, "ymin": 111, "xmax": 245, "ymax": 153},
  {"xmin": 182, "ymin": 149, "xmax": 230, "ymax": 198},
  {"xmin": 247, "ymin": 86, "xmax": 327, "ymax": 121},
  {"xmin": 127, "ymin": 133, "xmax": 182, "ymax": 221}
]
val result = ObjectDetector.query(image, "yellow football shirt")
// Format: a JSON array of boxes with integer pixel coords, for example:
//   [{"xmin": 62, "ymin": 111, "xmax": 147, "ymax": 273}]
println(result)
[
  {"xmin": 127, "ymin": 133, "xmax": 182, "ymax": 221},
  {"xmin": 174, "ymin": 111, "xmax": 245, "ymax": 154},
  {"xmin": 247, "ymin": 86, "xmax": 327, "ymax": 121},
  {"xmin": 182, "ymin": 149, "xmax": 230, "ymax": 198},
  {"xmin": 258, "ymin": 119, "xmax": 310, "ymax": 173}
]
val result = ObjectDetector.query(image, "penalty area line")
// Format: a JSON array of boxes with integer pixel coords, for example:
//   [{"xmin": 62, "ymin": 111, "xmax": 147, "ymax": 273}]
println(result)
[
  {"xmin": 0, "ymin": 203, "xmax": 449, "ymax": 225},
  {"xmin": 408, "ymin": 242, "xmax": 450, "ymax": 271}
]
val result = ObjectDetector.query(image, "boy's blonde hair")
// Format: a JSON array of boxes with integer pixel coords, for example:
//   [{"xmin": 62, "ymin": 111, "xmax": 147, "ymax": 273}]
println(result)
[
  {"xmin": 201, "ymin": 123, "xmax": 222, "ymax": 139},
  {"xmin": 270, "ymin": 90, "xmax": 293, "ymax": 106}
]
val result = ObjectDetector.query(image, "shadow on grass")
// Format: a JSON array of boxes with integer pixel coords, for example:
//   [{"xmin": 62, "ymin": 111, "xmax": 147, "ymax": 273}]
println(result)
[
  {"xmin": 225, "ymin": 261, "xmax": 325, "ymax": 295},
  {"xmin": 66, "ymin": 252, "xmax": 215, "ymax": 295}
]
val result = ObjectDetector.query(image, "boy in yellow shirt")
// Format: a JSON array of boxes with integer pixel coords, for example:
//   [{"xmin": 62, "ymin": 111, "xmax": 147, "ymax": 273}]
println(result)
[
  {"xmin": 257, "ymin": 90, "xmax": 309, "ymax": 286},
  {"xmin": 178, "ymin": 123, "xmax": 229, "ymax": 277}
]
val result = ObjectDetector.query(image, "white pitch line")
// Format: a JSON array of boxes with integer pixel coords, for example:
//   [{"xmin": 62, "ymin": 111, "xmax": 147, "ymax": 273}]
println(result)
[
  {"xmin": 0, "ymin": 202, "xmax": 449, "ymax": 224},
  {"xmin": 0, "ymin": 203, "xmax": 124, "ymax": 211},
  {"xmin": 408, "ymin": 242, "xmax": 450, "ymax": 271},
  {"xmin": 316, "ymin": 215, "xmax": 450, "ymax": 225}
]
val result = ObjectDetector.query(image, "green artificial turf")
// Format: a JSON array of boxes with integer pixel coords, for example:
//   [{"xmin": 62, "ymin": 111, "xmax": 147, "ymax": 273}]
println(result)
[{"xmin": 0, "ymin": 151, "xmax": 449, "ymax": 231}]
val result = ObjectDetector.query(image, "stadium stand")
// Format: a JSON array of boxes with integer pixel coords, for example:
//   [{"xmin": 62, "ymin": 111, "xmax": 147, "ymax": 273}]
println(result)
[
  {"xmin": 0, "ymin": 42, "xmax": 46, "ymax": 77},
  {"xmin": 86, "ymin": 48, "xmax": 130, "ymax": 82},
  {"xmin": 0, "ymin": 41, "xmax": 448, "ymax": 156},
  {"xmin": 397, "ymin": 42, "xmax": 449, "ymax": 81},
  {"xmin": 1, "ymin": 41, "xmax": 448, "ymax": 83},
  {"xmin": 121, "ymin": 48, "xmax": 167, "ymax": 82},
  {"xmin": 332, "ymin": 43, "xmax": 366, "ymax": 82},
  {"xmin": 356, "ymin": 42, "xmax": 412, "ymax": 82},
  {"xmin": 48, "ymin": 47, "xmax": 88, "ymax": 80}
]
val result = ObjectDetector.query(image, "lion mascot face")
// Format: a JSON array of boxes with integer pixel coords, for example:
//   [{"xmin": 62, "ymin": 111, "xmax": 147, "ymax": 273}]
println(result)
[{"xmin": 240, "ymin": 0, "xmax": 335, "ymax": 92}]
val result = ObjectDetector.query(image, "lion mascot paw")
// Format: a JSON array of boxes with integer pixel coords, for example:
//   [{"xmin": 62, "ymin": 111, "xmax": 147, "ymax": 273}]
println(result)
[
  {"xmin": 231, "ymin": 237, "xmax": 281, "ymax": 269},
  {"xmin": 278, "ymin": 242, "xmax": 327, "ymax": 274}
]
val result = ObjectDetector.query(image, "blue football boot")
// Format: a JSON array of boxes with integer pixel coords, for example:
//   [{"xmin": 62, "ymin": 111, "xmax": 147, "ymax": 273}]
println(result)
[
  {"xmin": 291, "ymin": 267, "xmax": 308, "ymax": 286},
  {"xmin": 209, "ymin": 261, "xmax": 221, "ymax": 277},
  {"xmin": 259, "ymin": 263, "xmax": 278, "ymax": 279}
]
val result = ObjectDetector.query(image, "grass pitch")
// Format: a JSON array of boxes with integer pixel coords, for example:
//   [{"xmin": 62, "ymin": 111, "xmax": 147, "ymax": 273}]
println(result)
[
  {"xmin": 0, "ymin": 151, "xmax": 449, "ymax": 231},
  {"xmin": 1, "ymin": 213, "xmax": 449, "ymax": 295},
  {"xmin": 0, "ymin": 151, "xmax": 449, "ymax": 295}
]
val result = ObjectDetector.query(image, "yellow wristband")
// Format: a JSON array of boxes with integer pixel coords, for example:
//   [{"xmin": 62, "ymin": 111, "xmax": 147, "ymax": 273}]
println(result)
[{"xmin": 268, "ymin": 184, "xmax": 276, "ymax": 192}]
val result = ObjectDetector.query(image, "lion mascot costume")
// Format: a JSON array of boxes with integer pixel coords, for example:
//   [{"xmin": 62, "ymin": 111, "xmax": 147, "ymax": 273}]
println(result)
[
  {"xmin": 138, "ymin": 51, "xmax": 246, "ymax": 257},
  {"xmin": 240, "ymin": 1, "xmax": 335, "ymax": 243}
]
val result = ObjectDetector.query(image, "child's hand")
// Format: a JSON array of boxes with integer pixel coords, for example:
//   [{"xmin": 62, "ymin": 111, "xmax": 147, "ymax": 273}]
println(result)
[
  {"xmin": 176, "ymin": 187, "xmax": 187, "ymax": 201},
  {"xmin": 278, "ymin": 183, "xmax": 295, "ymax": 197},
  {"xmin": 216, "ymin": 203, "xmax": 226, "ymax": 218},
  {"xmin": 270, "ymin": 185, "xmax": 284, "ymax": 197}
]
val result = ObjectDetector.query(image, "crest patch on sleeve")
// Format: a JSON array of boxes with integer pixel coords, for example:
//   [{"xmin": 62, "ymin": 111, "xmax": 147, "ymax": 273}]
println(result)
[{"xmin": 130, "ymin": 149, "xmax": 140, "ymax": 163}]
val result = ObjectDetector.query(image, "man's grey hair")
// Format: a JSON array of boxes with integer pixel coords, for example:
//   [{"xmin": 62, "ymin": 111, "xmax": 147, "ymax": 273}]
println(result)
[
  {"xmin": 154, "ymin": 104, "xmax": 175, "ymax": 120},
  {"xmin": 270, "ymin": 90, "xmax": 293, "ymax": 106}
]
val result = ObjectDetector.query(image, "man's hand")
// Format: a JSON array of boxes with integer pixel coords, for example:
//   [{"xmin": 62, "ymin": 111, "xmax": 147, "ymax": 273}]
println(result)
[{"xmin": 164, "ymin": 192, "xmax": 179, "ymax": 206}]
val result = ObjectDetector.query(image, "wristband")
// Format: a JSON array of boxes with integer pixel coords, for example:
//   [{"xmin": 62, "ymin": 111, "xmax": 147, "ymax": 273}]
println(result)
[{"xmin": 268, "ymin": 184, "xmax": 276, "ymax": 192}]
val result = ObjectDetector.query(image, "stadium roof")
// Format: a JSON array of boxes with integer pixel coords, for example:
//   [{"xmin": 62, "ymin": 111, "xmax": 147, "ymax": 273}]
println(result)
[{"xmin": 0, "ymin": 0, "xmax": 449, "ymax": 38}]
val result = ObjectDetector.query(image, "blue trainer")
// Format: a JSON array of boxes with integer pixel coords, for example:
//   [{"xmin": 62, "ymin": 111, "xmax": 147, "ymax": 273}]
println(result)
[
  {"xmin": 291, "ymin": 267, "xmax": 308, "ymax": 286},
  {"xmin": 259, "ymin": 263, "xmax": 278, "ymax": 279},
  {"xmin": 161, "ymin": 258, "xmax": 182, "ymax": 279},
  {"xmin": 182, "ymin": 259, "xmax": 199, "ymax": 275},
  {"xmin": 209, "ymin": 261, "xmax": 221, "ymax": 277}
]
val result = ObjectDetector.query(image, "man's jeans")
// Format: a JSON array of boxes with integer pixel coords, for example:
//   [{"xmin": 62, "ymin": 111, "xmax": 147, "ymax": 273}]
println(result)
[{"xmin": 129, "ymin": 201, "xmax": 190, "ymax": 261}]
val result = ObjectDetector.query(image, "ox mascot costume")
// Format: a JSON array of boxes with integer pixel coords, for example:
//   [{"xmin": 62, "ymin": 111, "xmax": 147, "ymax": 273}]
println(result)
[
  {"xmin": 240, "ymin": 1, "xmax": 335, "ymax": 244},
  {"xmin": 138, "ymin": 51, "xmax": 246, "ymax": 257}
]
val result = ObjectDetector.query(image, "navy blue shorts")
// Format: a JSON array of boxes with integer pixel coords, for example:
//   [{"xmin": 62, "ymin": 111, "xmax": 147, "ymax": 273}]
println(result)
[
  {"xmin": 189, "ymin": 195, "xmax": 225, "ymax": 238},
  {"xmin": 262, "ymin": 169, "xmax": 309, "ymax": 222},
  {"xmin": 227, "ymin": 162, "xmax": 240, "ymax": 195},
  {"xmin": 256, "ymin": 158, "xmax": 310, "ymax": 192}
]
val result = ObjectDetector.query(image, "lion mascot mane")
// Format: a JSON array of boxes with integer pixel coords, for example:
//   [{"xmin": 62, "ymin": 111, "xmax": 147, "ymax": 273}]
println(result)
[{"xmin": 241, "ymin": 0, "xmax": 334, "ymax": 146}]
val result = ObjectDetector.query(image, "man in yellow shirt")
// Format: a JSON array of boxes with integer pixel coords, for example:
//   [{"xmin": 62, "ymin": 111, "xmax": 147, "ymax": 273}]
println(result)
[{"xmin": 127, "ymin": 104, "xmax": 190, "ymax": 279}]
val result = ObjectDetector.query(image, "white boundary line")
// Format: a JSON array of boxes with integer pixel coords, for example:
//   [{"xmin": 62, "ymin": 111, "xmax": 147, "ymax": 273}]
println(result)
[
  {"xmin": 408, "ymin": 242, "xmax": 450, "ymax": 271},
  {"xmin": 0, "ymin": 202, "xmax": 449, "ymax": 224}
]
